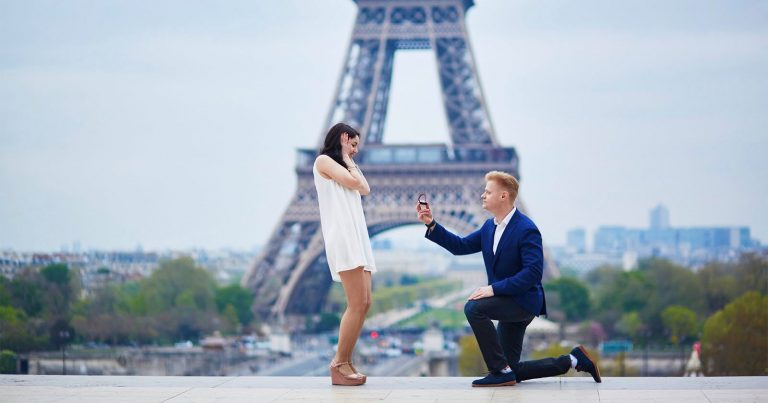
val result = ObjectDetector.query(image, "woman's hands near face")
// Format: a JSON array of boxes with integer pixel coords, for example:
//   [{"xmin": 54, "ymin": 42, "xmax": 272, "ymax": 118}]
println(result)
[{"xmin": 341, "ymin": 133, "xmax": 357, "ymax": 161}]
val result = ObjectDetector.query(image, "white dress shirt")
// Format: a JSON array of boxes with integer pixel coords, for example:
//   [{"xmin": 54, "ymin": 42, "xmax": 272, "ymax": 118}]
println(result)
[{"xmin": 493, "ymin": 207, "xmax": 517, "ymax": 254}]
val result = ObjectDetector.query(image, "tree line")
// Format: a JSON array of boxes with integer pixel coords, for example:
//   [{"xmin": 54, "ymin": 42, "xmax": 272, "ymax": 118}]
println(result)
[
  {"xmin": 0, "ymin": 257, "xmax": 255, "ymax": 354},
  {"xmin": 545, "ymin": 254, "xmax": 767, "ymax": 375}
]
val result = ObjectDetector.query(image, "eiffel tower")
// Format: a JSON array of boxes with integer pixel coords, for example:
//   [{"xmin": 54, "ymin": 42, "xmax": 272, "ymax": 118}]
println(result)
[{"xmin": 242, "ymin": 0, "xmax": 559, "ymax": 323}]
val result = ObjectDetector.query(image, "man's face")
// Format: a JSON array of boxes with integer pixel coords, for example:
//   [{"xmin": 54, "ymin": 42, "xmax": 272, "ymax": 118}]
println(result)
[{"xmin": 481, "ymin": 180, "xmax": 507, "ymax": 213}]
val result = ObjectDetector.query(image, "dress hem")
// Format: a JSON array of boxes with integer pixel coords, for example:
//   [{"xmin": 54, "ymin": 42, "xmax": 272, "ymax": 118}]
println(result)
[{"xmin": 330, "ymin": 264, "xmax": 376, "ymax": 282}]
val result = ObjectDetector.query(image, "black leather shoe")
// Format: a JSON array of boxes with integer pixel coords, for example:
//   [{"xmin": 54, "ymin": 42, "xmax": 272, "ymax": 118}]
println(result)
[
  {"xmin": 570, "ymin": 345, "xmax": 601, "ymax": 383},
  {"xmin": 471, "ymin": 370, "xmax": 517, "ymax": 387}
]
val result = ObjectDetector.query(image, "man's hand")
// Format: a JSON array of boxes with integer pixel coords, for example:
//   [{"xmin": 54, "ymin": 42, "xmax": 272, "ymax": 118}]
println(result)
[
  {"xmin": 468, "ymin": 285, "xmax": 494, "ymax": 300},
  {"xmin": 416, "ymin": 203, "xmax": 433, "ymax": 225}
]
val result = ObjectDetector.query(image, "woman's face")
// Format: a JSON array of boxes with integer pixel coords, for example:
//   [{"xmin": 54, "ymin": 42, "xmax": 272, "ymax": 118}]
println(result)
[{"xmin": 341, "ymin": 133, "xmax": 360, "ymax": 157}]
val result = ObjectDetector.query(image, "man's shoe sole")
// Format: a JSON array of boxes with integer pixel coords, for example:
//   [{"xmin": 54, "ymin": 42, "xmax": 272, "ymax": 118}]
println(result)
[
  {"xmin": 577, "ymin": 345, "xmax": 602, "ymax": 383},
  {"xmin": 472, "ymin": 380, "xmax": 517, "ymax": 387}
]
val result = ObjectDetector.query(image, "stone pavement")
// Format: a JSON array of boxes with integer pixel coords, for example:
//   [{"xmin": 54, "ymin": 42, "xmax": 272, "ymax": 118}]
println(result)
[{"xmin": 1, "ymin": 375, "xmax": 766, "ymax": 402}]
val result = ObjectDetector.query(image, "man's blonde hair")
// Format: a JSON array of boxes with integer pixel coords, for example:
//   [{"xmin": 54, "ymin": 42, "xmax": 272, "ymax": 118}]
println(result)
[{"xmin": 485, "ymin": 171, "xmax": 519, "ymax": 202}]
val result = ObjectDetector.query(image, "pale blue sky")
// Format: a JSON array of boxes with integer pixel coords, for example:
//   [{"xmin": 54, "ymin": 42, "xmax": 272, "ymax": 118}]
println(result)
[{"xmin": 1, "ymin": 0, "xmax": 766, "ymax": 251}]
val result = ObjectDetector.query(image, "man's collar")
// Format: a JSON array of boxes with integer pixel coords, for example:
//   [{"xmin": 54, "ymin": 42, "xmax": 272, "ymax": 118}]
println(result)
[{"xmin": 493, "ymin": 207, "xmax": 517, "ymax": 226}]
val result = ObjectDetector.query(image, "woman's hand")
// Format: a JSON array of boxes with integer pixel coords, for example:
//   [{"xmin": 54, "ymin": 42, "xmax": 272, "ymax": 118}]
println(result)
[{"xmin": 341, "ymin": 133, "xmax": 357, "ymax": 166}]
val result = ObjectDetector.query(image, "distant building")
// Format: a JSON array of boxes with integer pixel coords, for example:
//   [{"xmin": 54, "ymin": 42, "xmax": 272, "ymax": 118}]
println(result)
[
  {"xmin": 650, "ymin": 204, "xmax": 670, "ymax": 230},
  {"xmin": 591, "ymin": 206, "xmax": 756, "ymax": 267},
  {"xmin": 554, "ymin": 205, "xmax": 760, "ymax": 271},
  {"xmin": 566, "ymin": 228, "xmax": 587, "ymax": 254}
]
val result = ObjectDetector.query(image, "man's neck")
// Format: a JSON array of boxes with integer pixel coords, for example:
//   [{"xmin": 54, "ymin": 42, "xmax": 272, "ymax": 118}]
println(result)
[{"xmin": 494, "ymin": 205, "xmax": 515, "ymax": 224}]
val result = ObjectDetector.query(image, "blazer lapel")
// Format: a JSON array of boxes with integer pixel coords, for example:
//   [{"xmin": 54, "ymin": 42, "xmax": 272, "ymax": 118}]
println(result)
[
  {"xmin": 492, "ymin": 210, "xmax": 522, "ymax": 269},
  {"xmin": 482, "ymin": 220, "xmax": 495, "ymax": 262}
]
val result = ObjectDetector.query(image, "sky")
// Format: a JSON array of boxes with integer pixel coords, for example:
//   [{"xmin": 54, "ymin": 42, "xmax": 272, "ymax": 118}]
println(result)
[{"xmin": 1, "ymin": 0, "xmax": 766, "ymax": 252}]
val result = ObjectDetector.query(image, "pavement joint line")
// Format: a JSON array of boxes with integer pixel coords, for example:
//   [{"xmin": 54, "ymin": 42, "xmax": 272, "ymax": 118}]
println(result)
[
  {"xmin": 700, "ymin": 388, "xmax": 714, "ymax": 403},
  {"xmin": 159, "ymin": 386, "xmax": 192, "ymax": 403},
  {"xmin": 212, "ymin": 376, "xmax": 237, "ymax": 388},
  {"xmin": 596, "ymin": 381, "xmax": 601, "ymax": 402}
]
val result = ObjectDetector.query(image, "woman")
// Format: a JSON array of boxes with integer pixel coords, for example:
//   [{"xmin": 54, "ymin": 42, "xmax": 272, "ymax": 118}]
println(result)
[{"xmin": 313, "ymin": 122, "xmax": 376, "ymax": 386}]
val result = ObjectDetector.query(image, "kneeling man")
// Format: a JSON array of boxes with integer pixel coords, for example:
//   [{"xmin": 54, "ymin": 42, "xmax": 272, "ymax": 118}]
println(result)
[{"xmin": 417, "ymin": 171, "xmax": 601, "ymax": 387}]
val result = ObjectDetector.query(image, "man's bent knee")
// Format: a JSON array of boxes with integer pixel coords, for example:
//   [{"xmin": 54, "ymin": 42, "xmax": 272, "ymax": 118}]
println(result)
[{"xmin": 464, "ymin": 300, "xmax": 485, "ymax": 319}]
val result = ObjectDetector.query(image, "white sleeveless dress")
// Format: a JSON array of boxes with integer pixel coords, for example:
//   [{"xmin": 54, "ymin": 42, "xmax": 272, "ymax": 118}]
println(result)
[{"xmin": 313, "ymin": 159, "xmax": 377, "ymax": 282}]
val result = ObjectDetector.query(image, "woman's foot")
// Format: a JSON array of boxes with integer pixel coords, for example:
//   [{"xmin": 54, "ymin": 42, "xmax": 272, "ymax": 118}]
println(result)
[
  {"xmin": 349, "ymin": 362, "xmax": 367, "ymax": 384},
  {"xmin": 329, "ymin": 360, "xmax": 365, "ymax": 386}
]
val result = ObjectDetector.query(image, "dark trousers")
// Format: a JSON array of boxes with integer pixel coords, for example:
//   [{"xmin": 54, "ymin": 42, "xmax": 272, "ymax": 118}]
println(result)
[{"xmin": 464, "ymin": 296, "xmax": 572, "ymax": 382}]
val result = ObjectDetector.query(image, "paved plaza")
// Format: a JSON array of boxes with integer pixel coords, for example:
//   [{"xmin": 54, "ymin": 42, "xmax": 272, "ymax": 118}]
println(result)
[{"xmin": 1, "ymin": 375, "xmax": 767, "ymax": 403}]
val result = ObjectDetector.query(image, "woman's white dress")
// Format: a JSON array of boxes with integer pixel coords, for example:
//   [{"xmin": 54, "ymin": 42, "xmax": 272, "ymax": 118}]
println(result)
[{"xmin": 313, "ymin": 159, "xmax": 377, "ymax": 282}]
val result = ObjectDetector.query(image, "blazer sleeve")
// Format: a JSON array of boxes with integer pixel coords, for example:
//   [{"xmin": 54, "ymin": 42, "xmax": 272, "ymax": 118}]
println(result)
[
  {"xmin": 424, "ymin": 222, "xmax": 482, "ymax": 256},
  {"xmin": 490, "ymin": 227, "xmax": 544, "ymax": 296}
]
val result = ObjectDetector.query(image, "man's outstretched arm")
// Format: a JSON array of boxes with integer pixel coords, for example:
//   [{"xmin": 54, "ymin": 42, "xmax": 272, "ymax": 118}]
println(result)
[
  {"xmin": 417, "ymin": 203, "xmax": 482, "ymax": 256},
  {"xmin": 426, "ymin": 222, "xmax": 483, "ymax": 256}
]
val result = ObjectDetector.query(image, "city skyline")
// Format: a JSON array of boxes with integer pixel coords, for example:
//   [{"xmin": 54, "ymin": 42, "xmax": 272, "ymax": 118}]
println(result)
[
  {"xmin": 0, "ymin": 202, "xmax": 759, "ymax": 254},
  {"xmin": 1, "ymin": 0, "xmax": 767, "ymax": 251}
]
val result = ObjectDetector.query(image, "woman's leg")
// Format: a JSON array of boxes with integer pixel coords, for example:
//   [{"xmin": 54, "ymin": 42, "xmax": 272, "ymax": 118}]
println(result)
[
  {"xmin": 350, "ymin": 270, "xmax": 372, "ymax": 362},
  {"xmin": 334, "ymin": 267, "xmax": 371, "ymax": 375}
]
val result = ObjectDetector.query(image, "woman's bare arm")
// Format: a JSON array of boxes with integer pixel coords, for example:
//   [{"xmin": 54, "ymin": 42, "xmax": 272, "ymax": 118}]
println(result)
[{"xmin": 316, "ymin": 155, "xmax": 371, "ymax": 195}]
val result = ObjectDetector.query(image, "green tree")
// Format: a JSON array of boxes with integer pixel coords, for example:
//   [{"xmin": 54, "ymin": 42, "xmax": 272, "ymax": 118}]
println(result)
[
  {"xmin": 545, "ymin": 277, "xmax": 591, "ymax": 322},
  {"xmin": 458, "ymin": 335, "xmax": 485, "ymax": 376},
  {"xmin": 0, "ymin": 277, "xmax": 11, "ymax": 306},
  {"xmin": 72, "ymin": 258, "xmax": 256, "ymax": 344},
  {"xmin": 697, "ymin": 261, "xmax": 740, "ymax": 314},
  {"xmin": 138, "ymin": 257, "xmax": 217, "ymax": 313},
  {"xmin": 632, "ymin": 258, "xmax": 706, "ymax": 342},
  {"xmin": 41, "ymin": 264, "xmax": 70, "ymax": 285},
  {"xmin": 70, "ymin": 285, "xmax": 141, "ymax": 345},
  {"xmin": 0, "ymin": 305, "xmax": 25, "ymax": 325},
  {"xmin": 0, "ymin": 304, "xmax": 47, "ymax": 352},
  {"xmin": 222, "ymin": 304, "xmax": 240, "ymax": 334},
  {"xmin": 175, "ymin": 290, "xmax": 198, "ymax": 309},
  {"xmin": 584, "ymin": 265, "xmax": 624, "ymax": 296},
  {"xmin": 734, "ymin": 253, "xmax": 768, "ymax": 296},
  {"xmin": 39, "ymin": 263, "xmax": 79, "ymax": 318},
  {"xmin": 591, "ymin": 268, "xmax": 652, "ymax": 337},
  {"xmin": 615, "ymin": 311, "xmax": 643, "ymax": 339},
  {"xmin": 214, "ymin": 284, "xmax": 254, "ymax": 326},
  {"xmin": 698, "ymin": 254, "xmax": 768, "ymax": 315},
  {"xmin": 661, "ymin": 305, "xmax": 698, "ymax": 345},
  {"xmin": 126, "ymin": 257, "xmax": 220, "ymax": 342},
  {"xmin": 8, "ymin": 277, "xmax": 43, "ymax": 317},
  {"xmin": 0, "ymin": 350, "xmax": 17, "ymax": 374},
  {"xmin": 701, "ymin": 292, "xmax": 768, "ymax": 376},
  {"xmin": 0, "ymin": 306, "xmax": 28, "ymax": 351},
  {"xmin": 638, "ymin": 258, "xmax": 705, "ymax": 308}
]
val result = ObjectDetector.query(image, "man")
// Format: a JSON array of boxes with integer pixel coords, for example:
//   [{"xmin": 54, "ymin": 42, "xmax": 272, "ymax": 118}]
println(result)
[{"xmin": 416, "ymin": 171, "xmax": 601, "ymax": 387}]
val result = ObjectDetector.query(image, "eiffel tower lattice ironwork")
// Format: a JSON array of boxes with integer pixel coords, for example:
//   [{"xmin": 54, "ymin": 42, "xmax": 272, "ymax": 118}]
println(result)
[{"xmin": 242, "ymin": 0, "xmax": 559, "ymax": 322}]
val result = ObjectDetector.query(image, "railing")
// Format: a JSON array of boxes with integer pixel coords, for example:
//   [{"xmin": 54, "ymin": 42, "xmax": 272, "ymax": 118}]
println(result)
[{"xmin": 296, "ymin": 144, "xmax": 517, "ymax": 167}]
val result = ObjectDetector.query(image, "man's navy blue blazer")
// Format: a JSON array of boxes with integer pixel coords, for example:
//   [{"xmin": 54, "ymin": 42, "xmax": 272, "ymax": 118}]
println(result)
[{"xmin": 425, "ymin": 209, "xmax": 547, "ymax": 317}]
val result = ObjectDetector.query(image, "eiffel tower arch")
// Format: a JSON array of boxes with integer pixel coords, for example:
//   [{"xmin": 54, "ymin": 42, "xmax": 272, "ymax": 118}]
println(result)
[{"xmin": 242, "ymin": 0, "xmax": 560, "ymax": 322}]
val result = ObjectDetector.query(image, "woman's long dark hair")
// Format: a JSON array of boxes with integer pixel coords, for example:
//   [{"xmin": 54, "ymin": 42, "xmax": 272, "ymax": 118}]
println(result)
[{"xmin": 320, "ymin": 122, "xmax": 360, "ymax": 169}]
